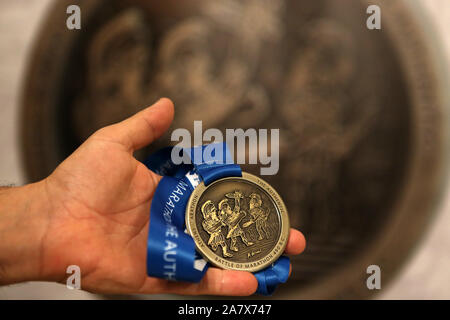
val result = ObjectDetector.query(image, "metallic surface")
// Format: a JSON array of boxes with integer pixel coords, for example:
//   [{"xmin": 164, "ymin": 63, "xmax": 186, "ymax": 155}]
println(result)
[
  {"xmin": 19, "ymin": 0, "xmax": 450, "ymax": 298},
  {"xmin": 186, "ymin": 172, "xmax": 289, "ymax": 272}
]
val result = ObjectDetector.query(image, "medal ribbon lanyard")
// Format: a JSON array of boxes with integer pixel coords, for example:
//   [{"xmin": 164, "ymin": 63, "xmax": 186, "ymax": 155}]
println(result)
[{"xmin": 143, "ymin": 142, "xmax": 290, "ymax": 295}]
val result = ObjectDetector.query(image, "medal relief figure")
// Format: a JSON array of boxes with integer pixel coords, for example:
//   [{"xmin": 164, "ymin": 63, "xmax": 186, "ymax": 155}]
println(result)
[
  {"xmin": 201, "ymin": 200, "xmax": 233, "ymax": 258},
  {"xmin": 244, "ymin": 193, "xmax": 271, "ymax": 240},
  {"xmin": 202, "ymin": 189, "xmax": 279, "ymax": 257},
  {"xmin": 220, "ymin": 191, "xmax": 254, "ymax": 252}
]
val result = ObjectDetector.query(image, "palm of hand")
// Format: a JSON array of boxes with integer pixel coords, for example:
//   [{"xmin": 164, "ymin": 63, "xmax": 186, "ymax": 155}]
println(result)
[
  {"xmin": 38, "ymin": 99, "xmax": 305, "ymax": 296},
  {"xmin": 43, "ymin": 134, "xmax": 160, "ymax": 294}
]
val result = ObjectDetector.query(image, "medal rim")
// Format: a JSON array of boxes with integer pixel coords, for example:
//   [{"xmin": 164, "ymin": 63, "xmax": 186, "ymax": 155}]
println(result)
[{"xmin": 185, "ymin": 172, "xmax": 290, "ymax": 272}]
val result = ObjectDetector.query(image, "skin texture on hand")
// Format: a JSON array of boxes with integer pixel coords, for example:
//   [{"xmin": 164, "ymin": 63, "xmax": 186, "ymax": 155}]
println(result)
[{"xmin": 0, "ymin": 98, "xmax": 306, "ymax": 296}]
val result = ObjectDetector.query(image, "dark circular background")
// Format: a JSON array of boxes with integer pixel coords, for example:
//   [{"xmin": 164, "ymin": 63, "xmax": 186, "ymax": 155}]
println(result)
[{"xmin": 21, "ymin": 0, "xmax": 449, "ymax": 298}]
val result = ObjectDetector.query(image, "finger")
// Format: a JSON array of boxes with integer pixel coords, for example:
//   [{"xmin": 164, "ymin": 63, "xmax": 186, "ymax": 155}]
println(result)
[
  {"xmin": 284, "ymin": 228, "xmax": 306, "ymax": 255},
  {"xmin": 95, "ymin": 98, "xmax": 175, "ymax": 151},
  {"xmin": 142, "ymin": 268, "xmax": 258, "ymax": 296}
]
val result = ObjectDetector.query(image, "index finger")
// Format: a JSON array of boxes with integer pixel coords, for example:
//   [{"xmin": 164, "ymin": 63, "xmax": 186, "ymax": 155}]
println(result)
[
  {"xmin": 284, "ymin": 228, "xmax": 306, "ymax": 255},
  {"xmin": 143, "ymin": 268, "xmax": 258, "ymax": 296}
]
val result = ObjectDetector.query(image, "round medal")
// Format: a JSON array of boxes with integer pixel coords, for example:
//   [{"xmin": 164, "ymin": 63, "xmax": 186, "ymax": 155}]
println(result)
[{"xmin": 185, "ymin": 172, "xmax": 289, "ymax": 272}]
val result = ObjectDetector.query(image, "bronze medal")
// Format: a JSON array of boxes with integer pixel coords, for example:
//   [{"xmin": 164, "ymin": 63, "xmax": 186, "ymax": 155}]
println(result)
[{"xmin": 185, "ymin": 172, "xmax": 289, "ymax": 272}]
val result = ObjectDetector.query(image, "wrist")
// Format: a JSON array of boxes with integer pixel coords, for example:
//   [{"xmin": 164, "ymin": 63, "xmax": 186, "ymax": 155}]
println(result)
[{"xmin": 0, "ymin": 180, "xmax": 52, "ymax": 284}]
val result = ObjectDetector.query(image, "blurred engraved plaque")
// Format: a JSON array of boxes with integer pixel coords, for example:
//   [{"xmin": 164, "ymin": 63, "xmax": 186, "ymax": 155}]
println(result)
[{"xmin": 21, "ymin": 0, "xmax": 447, "ymax": 298}]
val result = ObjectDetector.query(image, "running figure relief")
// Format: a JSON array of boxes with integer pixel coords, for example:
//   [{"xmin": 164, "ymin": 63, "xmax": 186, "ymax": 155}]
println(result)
[
  {"xmin": 201, "ymin": 200, "xmax": 233, "ymax": 257},
  {"xmin": 243, "ymin": 193, "xmax": 271, "ymax": 240},
  {"xmin": 201, "ymin": 190, "xmax": 271, "ymax": 258}
]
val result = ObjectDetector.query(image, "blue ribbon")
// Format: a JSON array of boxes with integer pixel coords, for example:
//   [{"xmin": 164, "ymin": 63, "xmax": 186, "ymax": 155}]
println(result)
[
  {"xmin": 254, "ymin": 256, "xmax": 290, "ymax": 295},
  {"xmin": 143, "ymin": 142, "xmax": 290, "ymax": 295}
]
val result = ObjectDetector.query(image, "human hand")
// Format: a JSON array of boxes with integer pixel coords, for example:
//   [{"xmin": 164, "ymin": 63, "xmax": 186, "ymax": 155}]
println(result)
[{"xmin": 0, "ymin": 98, "xmax": 305, "ymax": 295}]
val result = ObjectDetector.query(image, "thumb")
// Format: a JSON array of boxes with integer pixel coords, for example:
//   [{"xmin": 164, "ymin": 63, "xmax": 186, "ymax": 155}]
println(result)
[{"xmin": 95, "ymin": 98, "xmax": 175, "ymax": 152}]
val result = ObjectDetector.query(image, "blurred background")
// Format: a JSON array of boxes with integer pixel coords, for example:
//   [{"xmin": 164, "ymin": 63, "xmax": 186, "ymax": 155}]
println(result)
[{"xmin": 0, "ymin": 0, "xmax": 449, "ymax": 299}]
